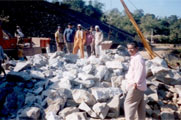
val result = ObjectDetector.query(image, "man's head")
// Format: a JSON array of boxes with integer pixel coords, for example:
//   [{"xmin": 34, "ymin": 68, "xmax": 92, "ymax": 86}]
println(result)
[
  {"xmin": 95, "ymin": 25, "xmax": 100, "ymax": 32},
  {"xmin": 176, "ymin": 62, "xmax": 180, "ymax": 66},
  {"xmin": 127, "ymin": 41, "xmax": 139, "ymax": 56},
  {"xmin": 77, "ymin": 24, "xmax": 82, "ymax": 30},
  {"xmin": 57, "ymin": 26, "xmax": 61, "ymax": 32},
  {"xmin": 68, "ymin": 23, "xmax": 72, "ymax": 28},
  {"xmin": 90, "ymin": 26, "xmax": 94, "ymax": 32}
]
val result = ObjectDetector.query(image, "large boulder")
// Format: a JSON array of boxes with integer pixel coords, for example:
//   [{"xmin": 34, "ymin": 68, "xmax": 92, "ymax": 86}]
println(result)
[
  {"xmin": 78, "ymin": 101, "xmax": 97, "ymax": 118},
  {"xmin": 17, "ymin": 107, "xmax": 41, "ymax": 120},
  {"xmin": 64, "ymin": 54, "xmax": 78, "ymax": 63},
  {"xmin": 92, "ymin": 102, "xmax": 109, "ymax": 119},
  {"xmin": 48, "ymin": 56, "xmax": 64, "ymax": 68},
  {"xmin": 107, "ymin": 95, "xmax": 120, "ymax": 118},
  {"xmin": 72, "ymin": 89, "xmax": 96, "ymax": 106},
  {"xmin": 32, "ymin": 54, "xmax": 47, "ymax": 68},
  {"xmin": 73, "ymin": 79, "xmax": 95, "ymax": 88},
  {"xmin": 78, "ymin": 73, "xmax": 98, "ymax": 81},
  {"xmin": 59, "ymin": 107, "xmax": 79, "ymax": 119},
  {"xmin": 151, "ymin": 57, "xmax": 168, "ymax": 68},
  {"xmin": 13, "ymin": 61, "xmax": 31, "ymax": 72},
  {"xmin": 30, "ymin": 70, "xmax": 45, "ymax": 79},
  {"xmin": 82, "ymin": 64, "xmax": 95, "ymax": 74},
  {"xmin": 7, "ymin": 71, "xmax": 32, "ymax": 81},
  {"xmin": 45, "ymin": 90, "xmax": 67, "ymax": 114},
  {"xmin": 95, "ymin": 65, "xmax": 109, "ymax": 81},
  {"xmin": 105, "ymin": 60, "xmax": 124, "ymax": 69},
  {"xmin": 65, "ymin": 112, "xmax": 88, "ymax": 120},
  {"xmin": 91, "ymin": 87, "xmax": 122, "ymax": 102}
]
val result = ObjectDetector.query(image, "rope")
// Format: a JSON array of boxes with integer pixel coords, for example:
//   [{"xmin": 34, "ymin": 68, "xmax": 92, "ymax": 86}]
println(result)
[{"xmin": 127, "ymin": 0, "xmax": 138, "ymax": 11}]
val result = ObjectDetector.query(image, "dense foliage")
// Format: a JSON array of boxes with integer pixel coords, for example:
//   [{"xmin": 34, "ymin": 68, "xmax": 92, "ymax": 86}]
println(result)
[
  {"xmin": 104, "ymin": 9, "xmax": 181, "ymax": 43},
  {"xmin": 53, "ymin": 0, "xmax": 104, "ymax": 20}
]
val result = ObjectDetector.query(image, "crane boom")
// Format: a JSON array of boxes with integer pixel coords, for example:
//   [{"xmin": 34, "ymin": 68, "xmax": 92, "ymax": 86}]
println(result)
[{"xmin": 120, "ymin": 0, "xmax": 156, "ymax": 59}]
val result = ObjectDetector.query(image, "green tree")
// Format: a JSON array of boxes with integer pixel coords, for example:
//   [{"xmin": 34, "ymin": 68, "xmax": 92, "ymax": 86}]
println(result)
[
  {"xmin": 169, "ymin": 19, "xmax": 181, "ymax": 43},
  {"xmin": 61, "ymin": 0, "xmax": 85, "ymax": 12}
]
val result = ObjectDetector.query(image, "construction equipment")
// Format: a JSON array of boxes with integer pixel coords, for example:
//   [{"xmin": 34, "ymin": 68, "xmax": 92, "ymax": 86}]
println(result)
[{"xmin": 120, "ymin": 0, "xmax": 156, "ymax": 59}]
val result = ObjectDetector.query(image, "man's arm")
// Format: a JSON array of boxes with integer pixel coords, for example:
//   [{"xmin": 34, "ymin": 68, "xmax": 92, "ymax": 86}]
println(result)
[
  {"xmin": 63, "ymin": 29, "xmax": 67, "ymax": 43},
  {"xmin": 133, "ymin": 58, "xmax": 145, "ymax": 89}
]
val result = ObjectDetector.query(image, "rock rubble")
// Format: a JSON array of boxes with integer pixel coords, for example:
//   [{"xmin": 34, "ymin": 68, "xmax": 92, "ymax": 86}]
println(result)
[{"xmin": 0, "ymin": 46, "xmax": 181, "ymax": 120}]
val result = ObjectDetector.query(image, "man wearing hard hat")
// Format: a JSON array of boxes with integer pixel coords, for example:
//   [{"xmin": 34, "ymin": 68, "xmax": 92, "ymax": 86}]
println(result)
[
  {"xmin": 73, "ymin": 24, "xmax": 86, "ymax": 58},
  {"xmin": 94, "ymin": 25, "xmax": 103, "ymax": 57}
]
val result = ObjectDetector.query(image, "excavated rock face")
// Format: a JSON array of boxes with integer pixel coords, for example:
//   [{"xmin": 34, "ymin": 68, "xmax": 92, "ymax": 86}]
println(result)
[{"xmin": 0, "ymin": 48, "xmax": 181, "ymax": 120}]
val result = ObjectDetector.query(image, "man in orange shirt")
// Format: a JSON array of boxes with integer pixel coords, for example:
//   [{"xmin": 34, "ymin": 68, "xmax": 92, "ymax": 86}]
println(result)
[{"xmin": 73, "ymin": 24, "xmax": 86, "ymax": 58}]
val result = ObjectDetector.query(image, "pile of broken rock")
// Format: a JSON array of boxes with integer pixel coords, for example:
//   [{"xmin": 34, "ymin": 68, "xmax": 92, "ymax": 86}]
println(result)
[{"xmin": 0, "ymin": 45, "xmax": 180, "ymax": 120}]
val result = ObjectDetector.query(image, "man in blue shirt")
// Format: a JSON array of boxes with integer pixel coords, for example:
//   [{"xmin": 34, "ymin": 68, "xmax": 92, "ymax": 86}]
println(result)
[{"xmin": 63, "ymin": 23, "xmax": 75, "ymax": 53}]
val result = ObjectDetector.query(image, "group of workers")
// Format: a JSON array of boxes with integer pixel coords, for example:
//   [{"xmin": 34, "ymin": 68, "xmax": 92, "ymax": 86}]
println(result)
[{"xmin": 55, "ymin": 23, "xmax": 103, "ymax": 58}]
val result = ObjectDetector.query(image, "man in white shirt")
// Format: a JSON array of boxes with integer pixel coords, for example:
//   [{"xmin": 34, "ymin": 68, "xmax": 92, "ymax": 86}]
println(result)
[
  {"xmin": 94, "ymin": 25, "xmax": 103, "ymax": 57},
  {"xmin": 124, "ymin": 41, "xmax": 147, "ymax": 120}
]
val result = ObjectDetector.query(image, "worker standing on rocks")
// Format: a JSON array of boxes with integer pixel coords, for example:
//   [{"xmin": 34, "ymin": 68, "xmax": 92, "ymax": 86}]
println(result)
[
  {"xmin": 94, "ymin": 25, "xmax": 103, "ymax": 58},
  {"xmin": 85, "ymin": 28, "xmax": 94, "ymax": 57},
  {"xmin": 15, "ymin": 25, "xmax": 24, "ymax": 45},
  {"xmin": 63, "ymin": 23, "xmax": 75, "ymax": 53},
  {"xmin": 73, "ymin": 24, "xmax": 86, "ymax": 58},
  {"xmin": 55, "ymin": 26, "xmax": 64, "ymax": 51},
  {"xmin": 124, "ymin": 41, "xmax": 147, "ymax": 120}
]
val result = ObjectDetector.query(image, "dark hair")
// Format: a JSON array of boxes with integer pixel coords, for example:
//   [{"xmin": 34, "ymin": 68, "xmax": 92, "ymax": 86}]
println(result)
[
  {"xmin": 176, "ymin": 62, "xmax": 180, "ymax": 66},
  {"xmin": 68, "ymin": 23, "xmax": 72, "ymax": 26},
  {"xmin": 127, "ymin": 41, "xmax": 138, "ymax": 48}
]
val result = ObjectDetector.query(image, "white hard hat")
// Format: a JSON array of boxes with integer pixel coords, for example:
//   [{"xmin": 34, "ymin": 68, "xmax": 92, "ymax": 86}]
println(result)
[
  {"xmin": 95, "ymin": 25, "xmax": 99, "ymax": 29},
  {"xmin": 77, "ymin": 24, "xmax": 81, "ymax": 27}
]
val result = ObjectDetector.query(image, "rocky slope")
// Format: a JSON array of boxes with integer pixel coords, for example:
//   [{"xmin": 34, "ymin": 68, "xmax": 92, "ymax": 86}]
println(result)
[{"xmin": 0, "ymin": 1, "xmax": 133, "ymax": 43}]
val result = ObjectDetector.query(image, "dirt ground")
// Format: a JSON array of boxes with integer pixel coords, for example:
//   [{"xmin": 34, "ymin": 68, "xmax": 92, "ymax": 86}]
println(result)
[{"xmin": 140, "ymin": 44, "xmax": 181, "ymax": 60}]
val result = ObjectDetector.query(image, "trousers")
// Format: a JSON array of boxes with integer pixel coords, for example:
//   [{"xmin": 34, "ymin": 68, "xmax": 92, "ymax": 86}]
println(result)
[{"xmin": 124, "ymin": 88, "xmax": 145, "ymax": 120}]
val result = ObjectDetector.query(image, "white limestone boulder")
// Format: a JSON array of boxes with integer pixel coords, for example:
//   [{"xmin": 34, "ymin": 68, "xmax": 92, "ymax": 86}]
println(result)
[
  {"xmin": 82, "ymin": 64, "xmax": 95, "ymax": 74},
  {"xmin": 17, "ymin": 107, "xmax": 41, "ymax": 120},
  {"xmin": 151, "ymin": 65, "xmax": 169, "ymax": 75},
  {"xmin": 64, "ymin": 54, "xmax": 78, "ymax": 63},
  {"xmin": 92, "ymin": 102, "xmax": 109, "ymax": 119},
  {"xmin": 59, "ymin": 107, "xmax": 79, "ymax": 118},
  {"xmin": 107, "ymin": 95, "xmax": 120, "ymax": 118},
  {"xmin": 13, "ymin": 61, "xmax": 31, "ymax": 72},
  {"xmin": 78, "ymin": 101, "xmax": 97, "ymax": 118},
  {"xmin": 32, "ymin": 54, "xmax": 47, "ymax": 68},
  {"xmin": 73, "ymin": 79, "xmax": 95, "ymax": 88},
  {"xmin": 48, "ymin": 57, "xmax": 64, "ymax": 68},
  {"xmin": 45, "ymin": 112, "xmax": 61, "ymax": 120},
  {"xmin": 63, "ymin": 71, "xmax": 76, "ymax": 81},
  {"xmin": 95, "ymin": 65, "xmax": 109, "ymax": 81},
  {"xmin": 72, "ymin": 89, "xmax": 96, "ymax": 106},
  {"xmin": 151, "ymin": 57, "xmax": 168, "ymax": 68},
  {"xmin": 175, "ymin": 85, "xmax": 181, "ymax": 98},
  {"xmin": 111, "ymin": 76, "xmax": 124, "ymax": 88},
  {"xmin": 50, "ymin": 78, "xmax": 72, "ymax": 89},
  {"xmin": 45, "ymin": 90, "xmax": 67, "ymax": 115},
  {"xmin": 155, "ymin": 70, "xmax": 181, "ymax": 85},
  {"xmin": 30, "ymin": 70, "xmax": 45, "ymax": 79},
  {"xmin": 91, "ymin": 87, "xmax": 122, "ymax": 102},
  {"xmin": 105, "ymin": 60, "xmax": 124, "ymax": 69},
  {"xmin": 88, "ymin": 56, "xmax": 102, "ymax": 65},
  {"xmin": 65, "ymin": 112, "xmax": 88, "ymax": 120},
  {"xmin": 78, "ymin": 73, "xmax": 98, "ymax": 81}
]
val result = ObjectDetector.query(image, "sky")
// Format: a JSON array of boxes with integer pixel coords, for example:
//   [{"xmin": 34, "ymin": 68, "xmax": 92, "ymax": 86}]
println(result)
[{"xmin": 97, "ymin": 0, "xmax": 181, "ymax": 18}]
